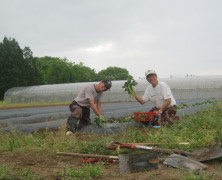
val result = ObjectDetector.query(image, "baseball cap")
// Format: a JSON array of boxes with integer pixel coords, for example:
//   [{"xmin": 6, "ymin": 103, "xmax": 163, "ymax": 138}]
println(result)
[
  {"xmin": 102, "ymin": 80, "xmax": 112, "ymax": 90},
  {"xmin": 145, "ymin": 69, "xmax": 157, "ymax": 78}
]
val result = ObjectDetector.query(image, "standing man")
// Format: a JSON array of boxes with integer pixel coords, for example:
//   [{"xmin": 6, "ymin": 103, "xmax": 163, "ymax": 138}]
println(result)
[
  {"xmin": 66, "ymin": 80, "xmax": 112, "ymax": 134},
  {"xmin": 133, "ymin": 69, "xmax": 179, "ymax": 125}
]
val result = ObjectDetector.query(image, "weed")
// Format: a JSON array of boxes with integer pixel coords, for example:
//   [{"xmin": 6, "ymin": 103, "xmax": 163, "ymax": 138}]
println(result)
[
  {"xmin": 0, "ymin": 165, "xmax": 41, "ymax": 179},
  {"xmin": 60, "ymin": 163, "xmax": 103, "ymax": 179},
  {"xmin": 182, "ymin": 171, "xmax": 216, "ymax": 180},
  {"xmin": 0, "ymin": 165, "xmax": 10, "ymax": 179}
]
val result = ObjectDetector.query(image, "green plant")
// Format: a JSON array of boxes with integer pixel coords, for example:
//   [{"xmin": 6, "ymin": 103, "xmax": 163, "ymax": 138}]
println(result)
[
  {"xmin": 21, "ymin": 168, "xmax": 40, "ymax": 180},
  {"xmin": 0, "ymin": 165, "xmax": 40, "ymax": 179},
  {"xmin": 122, "ymin": 76, "xmax": 138, "ymax": 97},
  {"xmin": 182, "ymin": 171, "xmax": 216, "ymax": 180},
  {"xmin": 0, "ymin": 165, "xmax": 10, "ymax": 179},
  {"xmin": 61, "ymin": 163, "xmax": 103, "ymax": 179},
  {"xmin": 77, "ymin": 138, "xmax": 112, "ymax": 155},
  {"xmin": 94, "ymin": 115, "xmax": 106, "ymax": 126}
]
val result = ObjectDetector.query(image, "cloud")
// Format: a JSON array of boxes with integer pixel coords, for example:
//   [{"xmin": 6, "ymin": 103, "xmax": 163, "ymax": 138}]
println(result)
[{"xmin": 1, "ymin": 0, "xmax": 222, "ymax": 79}]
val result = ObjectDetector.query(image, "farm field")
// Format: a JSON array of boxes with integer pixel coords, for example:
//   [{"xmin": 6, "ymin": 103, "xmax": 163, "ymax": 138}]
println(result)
[
  {"xmin": 0, "ymin": 100, "xmax": 222, "ymax": 179},
  {"xmin": 0, "ymin": 99, "xmax": 213, "ymax": 133}
]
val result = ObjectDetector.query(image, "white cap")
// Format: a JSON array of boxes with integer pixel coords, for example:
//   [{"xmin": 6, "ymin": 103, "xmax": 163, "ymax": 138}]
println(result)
[{"xmin": 145, "ymin": 69, "xmax": 157, "ymax": 78}]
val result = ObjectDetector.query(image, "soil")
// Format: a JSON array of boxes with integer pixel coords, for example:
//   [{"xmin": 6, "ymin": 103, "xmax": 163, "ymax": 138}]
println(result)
[{"xmin": 1, "ymin": 149, "xmax": 222, "ymax": 179}]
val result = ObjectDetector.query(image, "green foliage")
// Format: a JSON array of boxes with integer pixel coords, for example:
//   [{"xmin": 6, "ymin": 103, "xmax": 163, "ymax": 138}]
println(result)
[
  {"xmin": 0, "ymin": 101, "xmax": 222, "ymax": 178},
  {"xmin": 0, "ymin": 37, "xmax": 42, "ymax": 100},
  {"xmin": 182, "ymin": 171, "xmax": 216, "ymax": 180},
  {"xmin": 36, "ymin": 57, "xmax": 98, "ymax": 84},
  {"xmin": 177, "ymin": 100, "xmax": 215, "ymax": 110},
  {"xmin": 110, "ymin": 115, "xmax": 134, "ymax": 123},
  {"xmin": 97, "ymin": 66, "xmax": 130, "ymax": 80},
  {"xmin": 36, "ymin": 56, "xmax": 71, "ymax": 84},
  {"xmin": 0, "ymin": 37, "xmax": 135, "ymax": 100},
  {"xmin": 21, "ymin": 168, "xmax": 40, "ymax": 180},
  {"xmin": 0, "ymin": 37, "xmax": 27, "ymax": 99},
  {"xmin": 0, "ymin": 101, "xmax": 222, "ymax": 154},
  {"xmin": 61, "ymin": 163, "xmax": 103, "ymax": 179},
  {"xmin": 71, "ymin": 63, "xmax": 97, "ymax": 82},
  {"xmin": 122, "ymin": 76, "xmax": 138, "ymax": 97},
  {"xmin": 94, "ymin": 115, "xmax": 107, "ymax": 126},
  {"xmin": 0, "ymin": 165, "xmax": 10, "ymax": 179},
  {"xmin": 0, "ymin": 130, "xmax": 24, "ymax": 151},
  {"xmin": 0, "ymin": 165, "xmax": 40, "ymax": 179},
  {"xmin": 77, "ymin": 139, "xmax": 109, "ymax": 155},
  {"xmin": 119, "ymin": 128, "xmax": 148, "ymax": 143}
]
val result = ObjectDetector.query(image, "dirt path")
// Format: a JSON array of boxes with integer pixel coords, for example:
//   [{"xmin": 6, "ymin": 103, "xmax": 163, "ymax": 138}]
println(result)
[{"xmin": 1, "ymin": 151, "xmax": 222, "ymax": 180}]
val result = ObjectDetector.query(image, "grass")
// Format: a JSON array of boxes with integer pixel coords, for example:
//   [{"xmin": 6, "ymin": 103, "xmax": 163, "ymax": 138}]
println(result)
[
  {"xmin": 0, "ymin": 101, "xmax": 222, "ymax": 178},
  {"xmin": 0, "ymin": 100, "xmax": 69, "ymax": 109},
  {"xmin": 0, "ymin": 164, "xmax": 41, "ymax": 179},
  {"xmin": 60, "ymin": 163, "xmax": 104, "ymax": 179}
]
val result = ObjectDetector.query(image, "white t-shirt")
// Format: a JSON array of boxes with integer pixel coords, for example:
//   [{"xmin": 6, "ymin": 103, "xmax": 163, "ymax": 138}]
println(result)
[
  {"xmin": 74, "ymin": 84, "xmax": 103, "ymax": 107},
  {"xmin": 142, "ymin": 81, "xmax": 176, "ymax": 108}
]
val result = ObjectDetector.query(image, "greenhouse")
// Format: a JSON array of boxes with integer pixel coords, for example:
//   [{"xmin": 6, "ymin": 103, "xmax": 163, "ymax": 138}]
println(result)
[{"xmin": 4, "ymin": 75, "xmax": 222, "ymax": 103}]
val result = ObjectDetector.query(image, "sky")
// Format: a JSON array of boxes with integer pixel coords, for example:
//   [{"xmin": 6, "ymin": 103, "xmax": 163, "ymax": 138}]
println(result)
[{"xmin": 1, "ymin": 0, "xmax": 222, "ymax": 79}]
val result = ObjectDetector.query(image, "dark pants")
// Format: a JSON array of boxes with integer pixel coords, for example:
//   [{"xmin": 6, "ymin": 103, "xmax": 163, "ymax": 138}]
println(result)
[
  {"xmin": 66, "ymin": 101, "xmax": 91, "ymax": 132},
  {"xmin": 150, "ymin": 105, "xmax": 180, "ymax": 126}
]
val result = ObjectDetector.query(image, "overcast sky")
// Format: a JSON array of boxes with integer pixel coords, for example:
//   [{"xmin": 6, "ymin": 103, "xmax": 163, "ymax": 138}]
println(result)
[{"xmin": 1, "ymin": 0, "xmax": 222, "ymax": 79}]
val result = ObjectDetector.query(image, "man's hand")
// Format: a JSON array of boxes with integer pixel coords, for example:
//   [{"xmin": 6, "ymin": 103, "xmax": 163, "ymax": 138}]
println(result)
[{"xmin": 154, "ymin": 110, "xmax": 162, "ymax": 117}]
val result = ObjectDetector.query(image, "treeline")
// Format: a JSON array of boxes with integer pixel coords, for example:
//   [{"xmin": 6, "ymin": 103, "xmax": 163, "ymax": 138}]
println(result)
[{"xmin": 0, "ymin": 37, "xmax": 131, "ymax": 100}]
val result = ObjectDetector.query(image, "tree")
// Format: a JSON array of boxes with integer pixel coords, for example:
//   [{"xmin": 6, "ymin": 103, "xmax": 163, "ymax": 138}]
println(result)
[
  {"xmin": 46, "ymin": 59, "xmax": 71, "ymax": 84},
  {"xmin": 23, "ymin": 47, "xmax": 41, "ymax": 85},
  {"xmin": 97, "ymin": 66, "xmax": 130, "ymax": 80},
  {"xmin": 0, "ymin": 37, "xmax": 29, "ymax": 100},
  {"xmin": 0, "ymin": 37, "xmax": 134, "ymax": 100},
  {"xmin": 35, "ymin": 57, "xmax": 97, "ymax": 84},
  {"xmin": 71, "ymin": 63, "xmax": 97, "ymax": 82},
  {"xmin": 36, "ymin": 57, "xmax": 67, "ymax": 84}
]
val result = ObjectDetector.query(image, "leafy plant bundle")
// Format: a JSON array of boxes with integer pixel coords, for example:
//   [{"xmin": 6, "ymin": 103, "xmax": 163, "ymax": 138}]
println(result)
[
  {"xmin": 94, "ymin": 116, "xmax": 106, "ymax": 126},
  {"xmin": 122, "ymin": 76, "xmax": 138, "ymax": 97}
]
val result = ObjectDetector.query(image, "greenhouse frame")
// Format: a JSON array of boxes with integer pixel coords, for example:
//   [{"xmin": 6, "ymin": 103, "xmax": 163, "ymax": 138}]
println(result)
[{"xmin": 4, "ymin": 75, "xmax": 222, "ymax": 103}]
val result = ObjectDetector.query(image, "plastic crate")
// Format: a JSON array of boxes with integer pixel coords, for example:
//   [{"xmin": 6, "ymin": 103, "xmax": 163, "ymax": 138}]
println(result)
[{"xmin": 133, "ymin": 112, "xmax": 156, "ymax": 122}]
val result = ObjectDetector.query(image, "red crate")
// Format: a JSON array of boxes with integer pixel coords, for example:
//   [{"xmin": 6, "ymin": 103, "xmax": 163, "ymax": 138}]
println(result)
[{"xmin": 133, "ymin": 112, "xmax": 155, "ymax": 122}]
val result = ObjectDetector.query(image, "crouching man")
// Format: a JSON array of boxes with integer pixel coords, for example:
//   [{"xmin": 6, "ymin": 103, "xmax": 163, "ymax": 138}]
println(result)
[
  {"xmin": 66, "ymin": 80, "xmax": 112, "ymax": 134},
  {"xmin": 133, "ymin": 69, "xmax": 179, "ymax": 126}
]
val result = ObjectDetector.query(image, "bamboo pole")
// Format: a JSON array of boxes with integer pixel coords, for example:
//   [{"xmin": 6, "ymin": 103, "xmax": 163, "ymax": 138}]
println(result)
[{"xmin": 57, "ymin": 152, "xmax": 119, "ymax": 160}]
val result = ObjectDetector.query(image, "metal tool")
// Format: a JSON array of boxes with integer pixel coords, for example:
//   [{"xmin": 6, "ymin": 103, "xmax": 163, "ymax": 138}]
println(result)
[
  {"xmin": 57, "ymin": 151, "xmax": 159, "ymax": 174},
  {"xmin": 106, "ymin": 142, "xmax": 222, "ymax": 162}
]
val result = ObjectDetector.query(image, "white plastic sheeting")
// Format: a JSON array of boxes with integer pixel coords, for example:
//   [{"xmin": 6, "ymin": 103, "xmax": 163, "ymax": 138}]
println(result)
[{"xmin": 4, "ymin": 75, "xmax": 222, "ymax": 103}]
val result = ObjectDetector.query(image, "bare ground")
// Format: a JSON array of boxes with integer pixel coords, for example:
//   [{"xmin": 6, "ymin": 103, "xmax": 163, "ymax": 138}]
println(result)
[{"xmin": 1, "ymin": 149, "xmax": 222, "ymax": 180}]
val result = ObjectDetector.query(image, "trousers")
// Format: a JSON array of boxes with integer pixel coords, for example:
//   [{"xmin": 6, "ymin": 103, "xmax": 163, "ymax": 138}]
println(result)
[{"xmin": 66, "ymin": 101, "xmax": 91, "ymax": 132}]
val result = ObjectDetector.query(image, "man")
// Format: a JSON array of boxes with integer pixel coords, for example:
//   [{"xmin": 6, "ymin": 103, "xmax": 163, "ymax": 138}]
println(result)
[
  {"xmin": 66, "ymin": 80, "xmax": 112, "ymax": 134},
  {"xmin": 133, "ymin": 69, "xmax": 179, "ymax": 125}
]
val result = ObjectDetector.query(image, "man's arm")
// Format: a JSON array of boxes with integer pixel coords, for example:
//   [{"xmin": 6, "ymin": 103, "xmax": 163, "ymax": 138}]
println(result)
[
  {"xmin": 156, "ymin": 98, "xmax": 171, "ymax": 116},
  {"xmin": 89, "ymin": 98, "xmax": 102, "ymax": 117},
  {"xmin": 134, "ymin": 92, "xmax": 146, "ymax": 104},
  {"xmin": 96, "ymin": 100, "xmax": 103, "ymax": 114}
]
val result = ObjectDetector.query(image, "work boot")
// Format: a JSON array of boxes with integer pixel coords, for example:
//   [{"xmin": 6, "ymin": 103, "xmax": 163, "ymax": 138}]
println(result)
[{"xmin": 66, "ymin": 116, "xmax": 78, "ymax": 133}]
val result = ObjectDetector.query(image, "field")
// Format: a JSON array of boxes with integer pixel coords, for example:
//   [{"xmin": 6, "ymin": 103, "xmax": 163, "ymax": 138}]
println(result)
[{"xmin": 0, "ymin": 101, "xmax": 222, "ymax": 179}]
